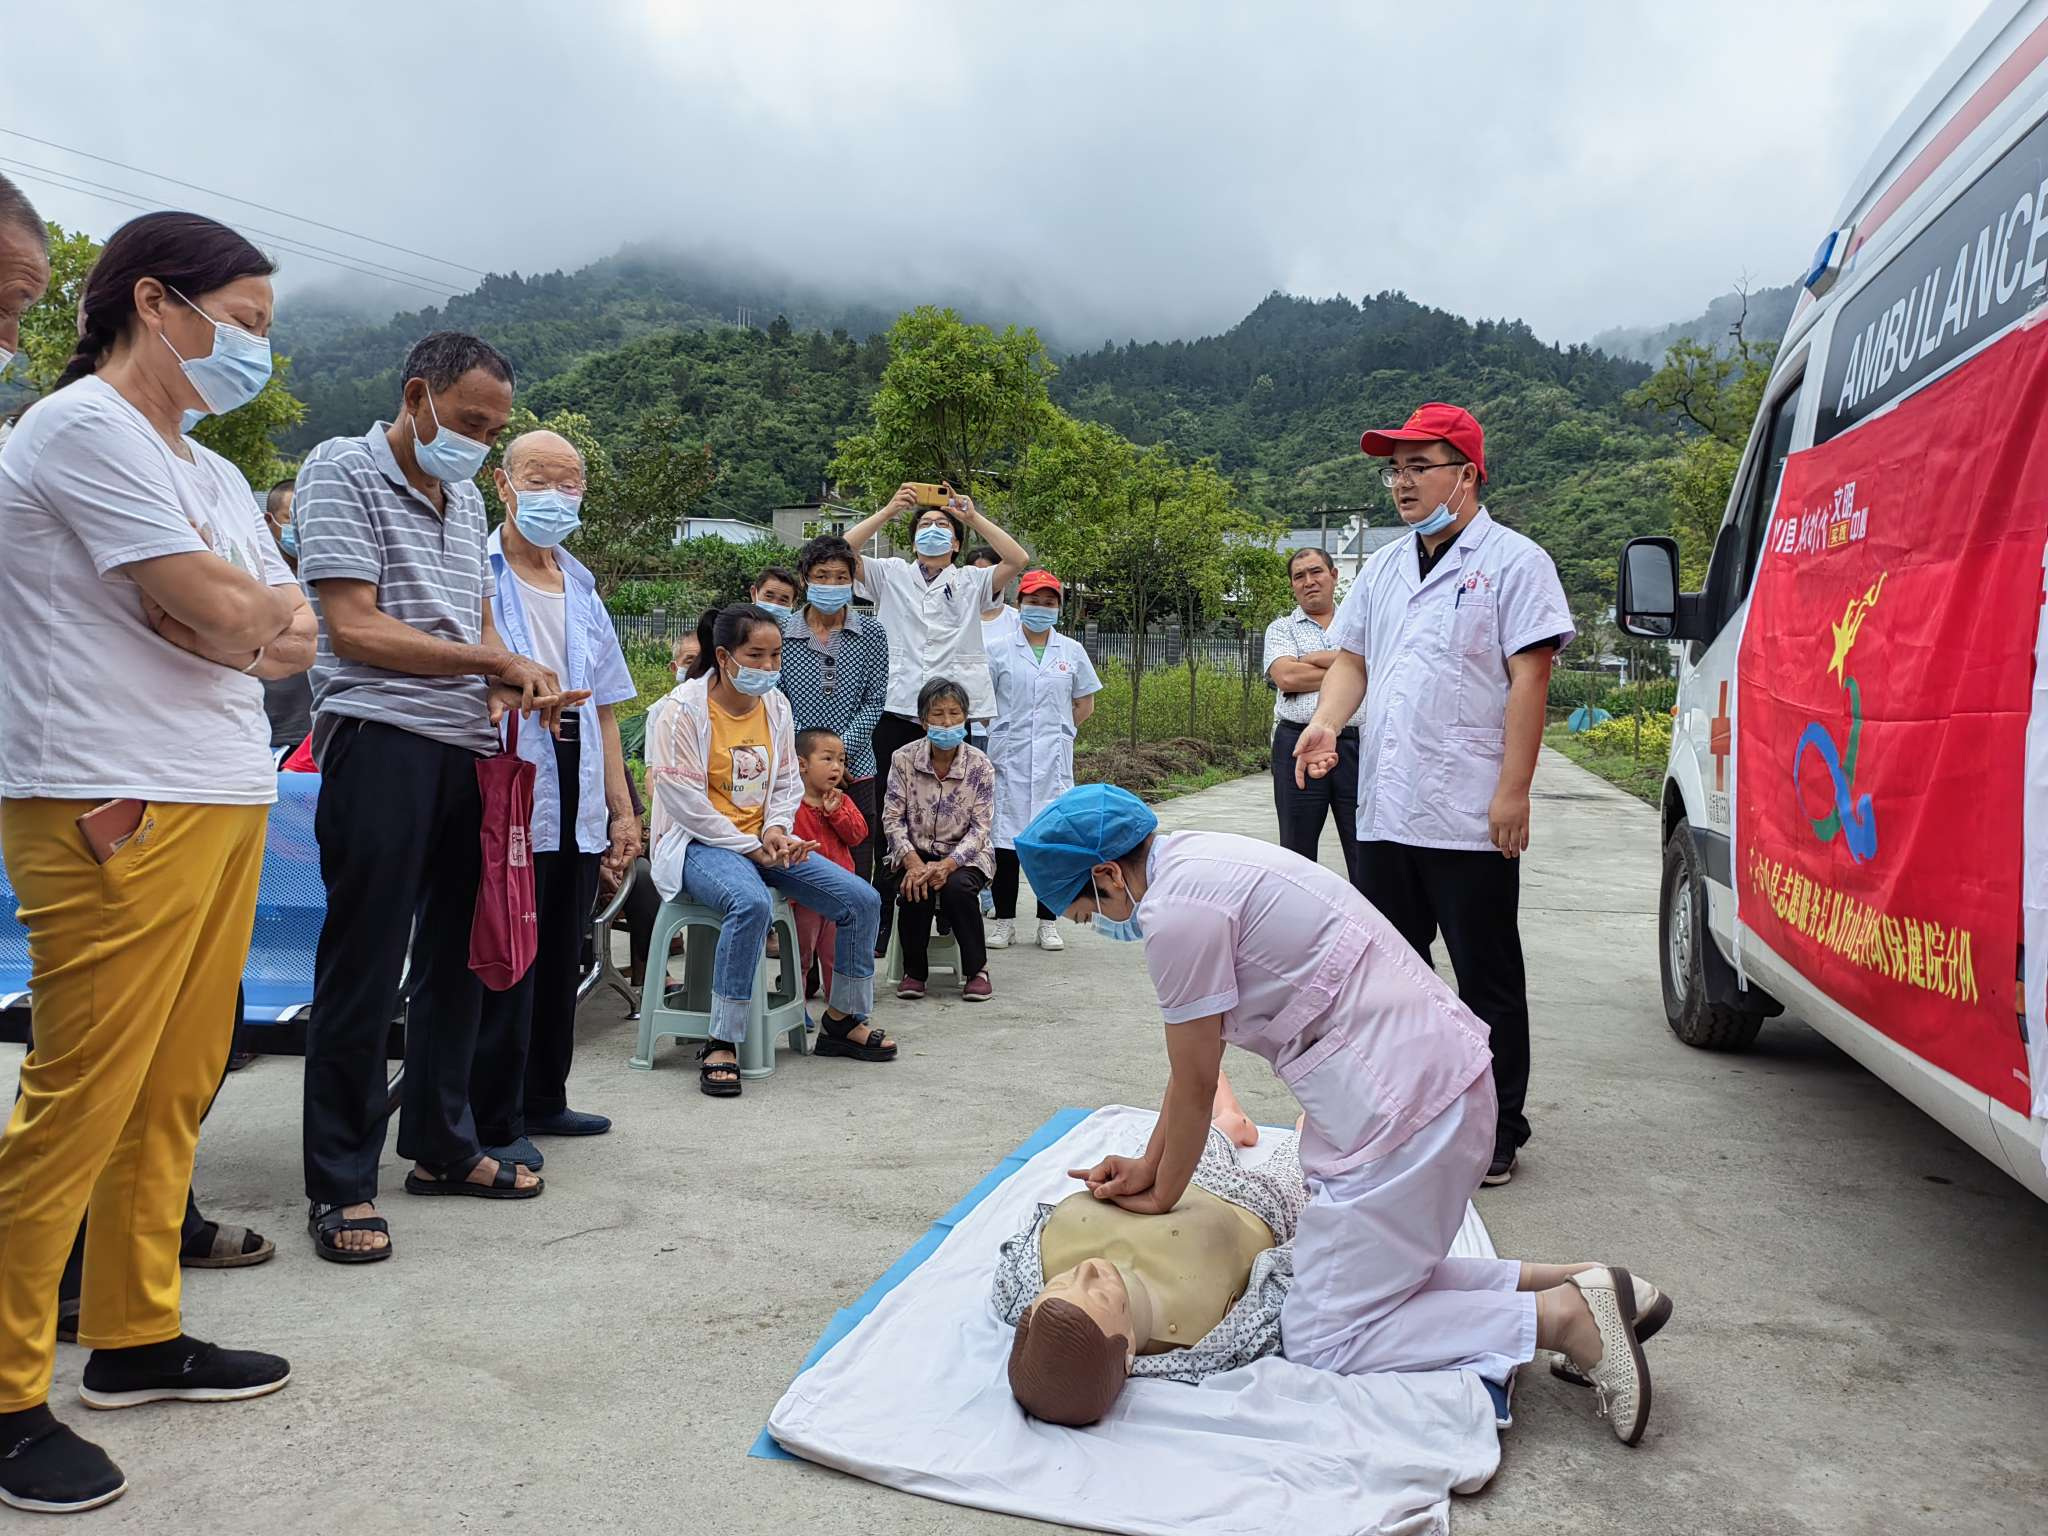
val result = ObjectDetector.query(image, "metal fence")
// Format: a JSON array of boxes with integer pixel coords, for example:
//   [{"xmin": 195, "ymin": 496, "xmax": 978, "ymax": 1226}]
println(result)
[{"xmin": 610, "ymin": 606, "xmax": 1266, "ymax": 677}]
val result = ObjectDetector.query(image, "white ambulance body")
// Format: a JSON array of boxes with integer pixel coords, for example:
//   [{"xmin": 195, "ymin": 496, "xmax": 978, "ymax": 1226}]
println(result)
[{"xmin": 1619, "ymin": 0, "xmax": 2048, "ymax": 1200}]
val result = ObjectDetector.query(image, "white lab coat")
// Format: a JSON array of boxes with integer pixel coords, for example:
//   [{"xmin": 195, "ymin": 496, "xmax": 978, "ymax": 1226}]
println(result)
[
  {"xmin": 985, "ymin": 626, "xmax": 1103, "ymax": 849},
  {"xmin": 1329, "ymin": 509, "xmax": 1574, "ymax": 852}
]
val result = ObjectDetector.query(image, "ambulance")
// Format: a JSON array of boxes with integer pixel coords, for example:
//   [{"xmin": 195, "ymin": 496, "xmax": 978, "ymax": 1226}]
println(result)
[{"xmin": 1617, "ymin": 0, "xmax": 2048, "ymax": 1199}]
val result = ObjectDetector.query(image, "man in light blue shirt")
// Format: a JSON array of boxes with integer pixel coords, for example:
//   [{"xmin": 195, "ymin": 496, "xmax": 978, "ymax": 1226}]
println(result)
[{"xmin": 473, "ymin": 430, "xmax": 639, "ymax": 1168}]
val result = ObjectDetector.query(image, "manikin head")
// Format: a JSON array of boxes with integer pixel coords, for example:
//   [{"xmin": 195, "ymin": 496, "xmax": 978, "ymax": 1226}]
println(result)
[{"xmin": 1009, "ymin": 1257, "xmax": 1153, "ymax": 1427}]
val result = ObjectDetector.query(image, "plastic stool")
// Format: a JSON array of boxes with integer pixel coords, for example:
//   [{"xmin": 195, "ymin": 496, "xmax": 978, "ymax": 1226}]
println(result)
[
  {"xmin": 885, "ymin": 922, "xmax": 966, "ymax": 986},
  {"xmin": 629, "ymin": 894, "xmax": 809, "ymax": 1079}
]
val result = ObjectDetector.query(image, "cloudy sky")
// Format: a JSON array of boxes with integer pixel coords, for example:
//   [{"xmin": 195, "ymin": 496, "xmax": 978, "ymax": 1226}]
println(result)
[{"xmin": 2, "ymin": 0, "xmax": 1987, "ymax": 347}]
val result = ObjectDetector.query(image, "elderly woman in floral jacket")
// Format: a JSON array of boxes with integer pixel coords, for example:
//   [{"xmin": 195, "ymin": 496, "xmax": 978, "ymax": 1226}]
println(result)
[{"xmin": 882, "ymin": 677, "xmax": 998, "ymax": 1002}]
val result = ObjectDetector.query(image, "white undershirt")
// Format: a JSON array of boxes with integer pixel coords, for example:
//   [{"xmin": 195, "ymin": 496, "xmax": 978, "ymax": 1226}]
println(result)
[{"xmin": 513, "ymin": 568, "xmax": 569, "ymax": 686}]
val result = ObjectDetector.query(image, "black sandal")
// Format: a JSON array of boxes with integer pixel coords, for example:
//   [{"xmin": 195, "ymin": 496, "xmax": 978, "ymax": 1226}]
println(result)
[
  {"xmin": 812, "ymin": 1012, "xmax": 897, "ymax": 1063},
  {"xmin": 402, "ymin": 1153, "xmax": 543, "ymax": 1200},
  {"xmin": 698, "ymin": 1043, "xmax": 742, "ymax": 1098},
  {"xmin": 308, "ymin": 1202, "xmax": 393, "ymax": 1264}
]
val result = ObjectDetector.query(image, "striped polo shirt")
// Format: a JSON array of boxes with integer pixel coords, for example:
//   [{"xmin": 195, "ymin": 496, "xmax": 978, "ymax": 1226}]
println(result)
[{"xmin": 295, "ymin": 423, "xmax": 494, "ymax": 759}]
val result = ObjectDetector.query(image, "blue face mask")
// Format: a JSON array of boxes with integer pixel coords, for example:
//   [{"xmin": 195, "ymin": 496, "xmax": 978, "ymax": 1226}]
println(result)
[
  {"xmin": 755, "ymin": 601, "xmax": 792, "ymax": 619},
  {"xmin": 411, "ymin": 387, "xmax": 492, "ymax": 483},
  {"xmin": 179, "ymin": 408, "xmax": 205, "ymax": 436},
  {"xmin": 926, "ymin": 723, "xmax": 968, "ymax": 751},
  {"xmin": 914, "ymin": 524, "xmax": 955, "ymax": 557},
  {"xmin": 1090, "ymin": 875, "xmax": 1144, "ymax": 942},
  {"xmin": 1019, "ymin": 605, "xmax": 1059, "ymax": 633},
  {"xmin": 1405, "ymin": 476, "xmax": 1467, "ymax": 538},
  {"xmin": 728, "ymin": 662, "xmax": 781, "ymax": 696},
  {"xmin": 162, "ymin": 287, "xmax": 273, "ymax": 417},
  {"xmin": 807, "ymin": 582, "xmax": 852, "ymax": 612},
  {"xmin": 279, "ymin": 522, "xmax": 299, "ymax": 558},
  {"xmin": 510, "ymin": 487, "xmax": 584, "ymax": 548}
]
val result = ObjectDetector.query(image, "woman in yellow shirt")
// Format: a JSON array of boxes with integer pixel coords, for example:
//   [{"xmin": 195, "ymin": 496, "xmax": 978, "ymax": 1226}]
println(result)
[{"xmin": 647, "ymin": 605, "xmax": 894, "ymax": 1096}]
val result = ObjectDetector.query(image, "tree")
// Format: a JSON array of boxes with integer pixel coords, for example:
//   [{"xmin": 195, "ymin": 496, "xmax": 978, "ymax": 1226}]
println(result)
[
  {"xmin": 12, "ymin": 220, "xmax": 311, "ymax": 489},
  {"xmin": 1628, "ymin": 283, "xmax": 1778, "ymax": 586},
  {"xmin": 1221, "ymin": 535, "xmax": 1292, "ymax": 744},
  {"xmin": 829, "ymin": 306, "xmax": 1058, "ymax": 510}
]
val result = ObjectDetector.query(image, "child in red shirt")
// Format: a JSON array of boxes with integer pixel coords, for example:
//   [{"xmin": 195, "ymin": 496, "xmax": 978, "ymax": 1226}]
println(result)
[{"xmin": 791, "ymin": 729, "xmax": 869, "ymax": 1004}]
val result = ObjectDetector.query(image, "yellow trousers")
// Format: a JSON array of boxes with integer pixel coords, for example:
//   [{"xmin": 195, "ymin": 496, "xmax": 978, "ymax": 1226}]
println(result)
[{"xmin": 0, "ymin": 797, "xmax": 266, "ymax": 1409}]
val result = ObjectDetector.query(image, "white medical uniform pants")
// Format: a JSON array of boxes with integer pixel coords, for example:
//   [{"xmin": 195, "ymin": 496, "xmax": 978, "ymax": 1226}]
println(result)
[{"xmin": 1280, "ymin": 1078, "xmax": 1536, "ymax": 1380}]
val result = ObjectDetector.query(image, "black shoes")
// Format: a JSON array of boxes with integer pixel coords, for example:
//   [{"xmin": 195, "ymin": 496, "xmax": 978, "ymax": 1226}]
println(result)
[
  {"xmin": 79, "ymin": 1334, "xmax": 290, "ymax": 1411},
  {"xmin": 1482, "ymin": 1150, "xmax": 1517, "ymax": 1186},
  {"xmin": 0, "ymin": 1406, "xmax": 125, "ymax": 1514}
]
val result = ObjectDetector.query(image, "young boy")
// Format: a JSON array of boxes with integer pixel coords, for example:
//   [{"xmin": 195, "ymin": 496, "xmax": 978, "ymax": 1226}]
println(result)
[{"xmin": 791, "ymin": 728, "xmax": 870, "ymax": 1006}]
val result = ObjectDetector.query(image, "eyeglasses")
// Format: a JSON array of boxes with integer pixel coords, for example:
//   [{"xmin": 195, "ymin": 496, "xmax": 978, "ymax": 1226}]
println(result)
[{"xmin": 1378, "ymin": 461, "xmax": 1463, "ymax": 488}]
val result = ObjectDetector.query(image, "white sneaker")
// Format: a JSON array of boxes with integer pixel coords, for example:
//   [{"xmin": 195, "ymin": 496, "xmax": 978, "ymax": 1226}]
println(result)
[
  {"xmin": 1568, "ymin": 1266, "xmax": 1652, "ymax": 1445},
  {"xmin": 987, "ymin": 919, "xmax": 1015, "ymax": 950},
  {"xmin": 1037, "ymin": 921, "xmax": 1065, "ymax": 951}
]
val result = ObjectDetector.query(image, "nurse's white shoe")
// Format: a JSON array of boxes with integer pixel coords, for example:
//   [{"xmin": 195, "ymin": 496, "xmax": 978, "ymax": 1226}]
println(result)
[
  {"xmin": 1037, "ymin": 921, "xmax": 1064, "ymax": 951},
  {"xmin": 1552, "ymin": 1274, "xmax": 1672, "ymax": 1388},
  {"xmin": 1567, "ymin": 1266, "xmax": 1652, "ymax": 1445},
  {"xmin": 987, "ymin": 919, "xmax": 1015, "ymax": 950}
]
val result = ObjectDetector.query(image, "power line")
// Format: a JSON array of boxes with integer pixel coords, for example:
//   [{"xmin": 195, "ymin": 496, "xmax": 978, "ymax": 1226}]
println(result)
[
  {"xmin": 0, "ymin": 126, "xmax": 483, "ymax": 277},
  {"xmin": 0, "ymin": 156, "xmax": 462, "ymax": 297},
  {"xmin": 1, "ymin": 165, "xmax": 456, "ymax": 300}
]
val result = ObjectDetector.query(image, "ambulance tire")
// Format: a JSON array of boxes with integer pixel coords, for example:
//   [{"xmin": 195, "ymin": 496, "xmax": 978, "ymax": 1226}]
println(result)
[{"xmin": 1659, "ymin": 827, "xmax": 1765, "ymax": 1052}]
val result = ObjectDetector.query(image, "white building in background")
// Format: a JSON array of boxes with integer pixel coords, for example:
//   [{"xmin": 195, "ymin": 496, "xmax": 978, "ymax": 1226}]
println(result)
[{"xmin": 673, "ymin": 515, "xmax": 775, "ymax": 545}]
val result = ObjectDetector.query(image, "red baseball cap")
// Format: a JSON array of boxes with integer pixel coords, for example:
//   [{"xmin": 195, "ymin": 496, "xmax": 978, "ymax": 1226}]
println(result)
[
  {"xmin": 1018, "ymin": 570, "xmax": 1063, "ymax": 597},
  {"xmin": 1359, "ymin": 402, "xmax": 1487, "ymax": 483}
]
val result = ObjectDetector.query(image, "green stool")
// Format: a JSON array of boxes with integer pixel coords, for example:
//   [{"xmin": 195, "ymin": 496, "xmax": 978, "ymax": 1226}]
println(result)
[
  {"xmin": 885, "ymin": 921, "xmax": 966, "ymax": 986},
  {"xmin": 630, "ymin": 894, "xmax": 808, "ymax": 1079}
]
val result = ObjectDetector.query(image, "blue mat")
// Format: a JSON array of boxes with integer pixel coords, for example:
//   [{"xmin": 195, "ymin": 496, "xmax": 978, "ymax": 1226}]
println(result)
[
  {"xmin": 751, "ymin": 1107, "xmax": 1512, "ymax": 1460},
  {"xmin": 751, "ymin": 1106, "xmax": 1092, "ymax": 1460}
]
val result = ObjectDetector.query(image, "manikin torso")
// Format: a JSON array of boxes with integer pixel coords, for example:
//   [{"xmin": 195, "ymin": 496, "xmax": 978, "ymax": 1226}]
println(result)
[{"xmin": 1039, "ymin": 1187, "xmax": 1275, "ymax": 1354}]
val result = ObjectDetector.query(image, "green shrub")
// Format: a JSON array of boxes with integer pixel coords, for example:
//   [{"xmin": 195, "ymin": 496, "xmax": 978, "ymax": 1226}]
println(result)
[
  {"xmin": 1079, "ymin": 660, "xmax": 1273, "ymax": 752},
  {"xmin": 1580, "ymin": 711, "xmax": 1672, "ymax": 759}
]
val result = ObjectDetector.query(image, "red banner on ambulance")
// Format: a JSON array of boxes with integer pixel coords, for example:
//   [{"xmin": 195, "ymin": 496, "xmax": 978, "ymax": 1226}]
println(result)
[{"xmin": 1737, "ymin": 322, "xmax": 2048, "ymax": 1115}]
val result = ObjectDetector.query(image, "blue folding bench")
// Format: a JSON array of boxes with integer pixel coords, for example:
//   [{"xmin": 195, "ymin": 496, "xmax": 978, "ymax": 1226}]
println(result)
[{"xmin": 0, "ymin": 776, "xmax": 375, "ymax": 1059}]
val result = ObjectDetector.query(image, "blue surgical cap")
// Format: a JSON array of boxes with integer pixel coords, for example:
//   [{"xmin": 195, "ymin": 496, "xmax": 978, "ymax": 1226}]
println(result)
[{"xmin": 1015, "ymin": 783, "xmax": 1160, "ymax": 916}]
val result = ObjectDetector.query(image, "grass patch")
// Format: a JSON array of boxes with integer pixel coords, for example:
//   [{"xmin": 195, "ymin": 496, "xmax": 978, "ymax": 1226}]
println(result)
[
  {"xmin": 1074, "ymin": 737, "xmax": 1270, "ymax": 803},
  {"xmin": 1545, "ymin": 723, "xmax": 1665, "ymax": 807}
]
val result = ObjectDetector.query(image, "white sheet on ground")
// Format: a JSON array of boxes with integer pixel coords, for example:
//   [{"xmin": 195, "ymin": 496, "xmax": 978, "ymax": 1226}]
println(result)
[{"xmin": 768, "ymin": 1104, "xmax": 1503, "ymax": 1536}]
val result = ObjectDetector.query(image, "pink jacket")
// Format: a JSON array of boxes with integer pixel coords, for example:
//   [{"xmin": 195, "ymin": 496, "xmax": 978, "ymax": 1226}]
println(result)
[{"xmin": 646, "ymin": 673, "xmax": 803, "ymax": 900}]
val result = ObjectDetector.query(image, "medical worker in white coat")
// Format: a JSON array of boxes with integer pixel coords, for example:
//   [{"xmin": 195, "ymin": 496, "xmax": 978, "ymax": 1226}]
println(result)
[
  {"xmin": 1015, "ymin": 783, "xmax": 1673, "ymax": 1446},
  {"xmin": 1296, "ymin": 403, "xmax": 1573, "ymax": 1188},
  {"xmin": 985, "ymin": 570, "xmax": 1102, "ymax": 952}
]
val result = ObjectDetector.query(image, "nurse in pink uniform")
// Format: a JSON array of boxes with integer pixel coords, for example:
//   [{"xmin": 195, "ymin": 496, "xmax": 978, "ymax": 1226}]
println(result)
[{"xmin": 1015, "ymin": 784, "xmax": 1672, "ymax": 1445}]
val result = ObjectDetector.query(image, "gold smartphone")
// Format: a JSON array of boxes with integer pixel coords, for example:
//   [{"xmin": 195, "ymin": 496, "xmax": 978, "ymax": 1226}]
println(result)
[
  {"xmin": 77, "ymin": 799, "xmax": 148, "ymax": 865},
  {"xmin": 908, "ymin": 482, "xmax": 949, "ymax": 509}
]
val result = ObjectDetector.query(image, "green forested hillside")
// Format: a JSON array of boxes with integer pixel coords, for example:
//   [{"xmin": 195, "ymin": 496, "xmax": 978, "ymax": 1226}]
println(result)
[
  {"xmin": 1052, "ymin": 292, "xmax": 1681, "ymax": 605},
  {"xmin": 277, "ymin": 247, "xmax": 895, "ymax": 453},
  {"xmin": 276, "ymin": 256, "xmax": 1718, "ymax": 613}
]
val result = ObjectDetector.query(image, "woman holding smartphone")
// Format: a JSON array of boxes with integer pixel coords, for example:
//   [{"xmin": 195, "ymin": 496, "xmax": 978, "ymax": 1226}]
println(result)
[{"xmin": 0, "ymin": 209, "xmax": 315, "ymax": 1513}]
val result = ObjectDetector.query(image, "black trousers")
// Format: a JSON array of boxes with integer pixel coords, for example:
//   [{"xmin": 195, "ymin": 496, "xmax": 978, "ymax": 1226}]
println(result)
[
  {"xmin": 897, "ymin": 854, "xmax": 989, "ymax": 981},
  {"xmin": 992, "ymin": 848, "xmax": 1054, "ymax": 921},
  {"xmin": 1272, "ymin": 719, "xmax": 1364, "ymax": 885},
  {"xmin": 1354, "ymin": 840, "xmax": 1530, "ymax": 1158},
  {"xmin": 868, "ymin": 711, "xmax": 926, "ymax": 952},
  {"xmin": 624, "ymin": 857, "xmax": 661, "ymax": 985},
  {"xmin": 844, "ymin": 774, "xmax": 878, "ymax": 884},
  {"xmin": 474, "ymin": 728, "xmax": 601, "ymax": 1143},
  {"xmin": 304, "ymin": 718, "xmax": 488, "ymax": 1205}
]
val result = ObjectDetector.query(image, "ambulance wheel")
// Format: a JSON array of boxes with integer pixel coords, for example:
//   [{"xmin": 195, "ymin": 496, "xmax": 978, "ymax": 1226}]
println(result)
[{"xmin": 1659, "ymin": 828, "xmax": 1765, "ymax": 1051}]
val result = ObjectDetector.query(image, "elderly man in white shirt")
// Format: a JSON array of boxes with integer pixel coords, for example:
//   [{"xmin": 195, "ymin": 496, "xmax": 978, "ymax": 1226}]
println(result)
[
  {"xmin": 1263, "ymin": 546, "xmax": 1367, "ymax": 885},
  {"xmin": 840, "ymin": 483, "xmax": 1028, "ymax": 952},
  {"xmin": 1295, "ymin": 404, "xmax": 1574, "ymax": 1190}
]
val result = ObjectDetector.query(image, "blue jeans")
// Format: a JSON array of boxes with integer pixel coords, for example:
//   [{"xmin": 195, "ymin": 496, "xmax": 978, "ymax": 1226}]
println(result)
[{"xmin": 680, "ymin": 843, "xmax": 880, "ymax": 1043}]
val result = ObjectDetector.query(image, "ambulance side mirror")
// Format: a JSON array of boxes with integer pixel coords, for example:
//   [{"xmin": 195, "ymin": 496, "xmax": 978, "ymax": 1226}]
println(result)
[{"xmin": 1616, "ymin": 537, "xmax": 1701, "ymax": 641}]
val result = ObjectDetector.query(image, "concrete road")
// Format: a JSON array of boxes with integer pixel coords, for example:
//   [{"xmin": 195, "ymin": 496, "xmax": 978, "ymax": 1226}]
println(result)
[{"xmin": 10, "ymin": 750, "xmax": 2044, "ymax": 1534}]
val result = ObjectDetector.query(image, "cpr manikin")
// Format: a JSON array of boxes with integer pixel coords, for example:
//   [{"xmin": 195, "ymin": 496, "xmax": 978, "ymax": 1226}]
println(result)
[{"xmin": 994, "ymin": 1079, "xmax": 1310, "ymax": 1426}]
